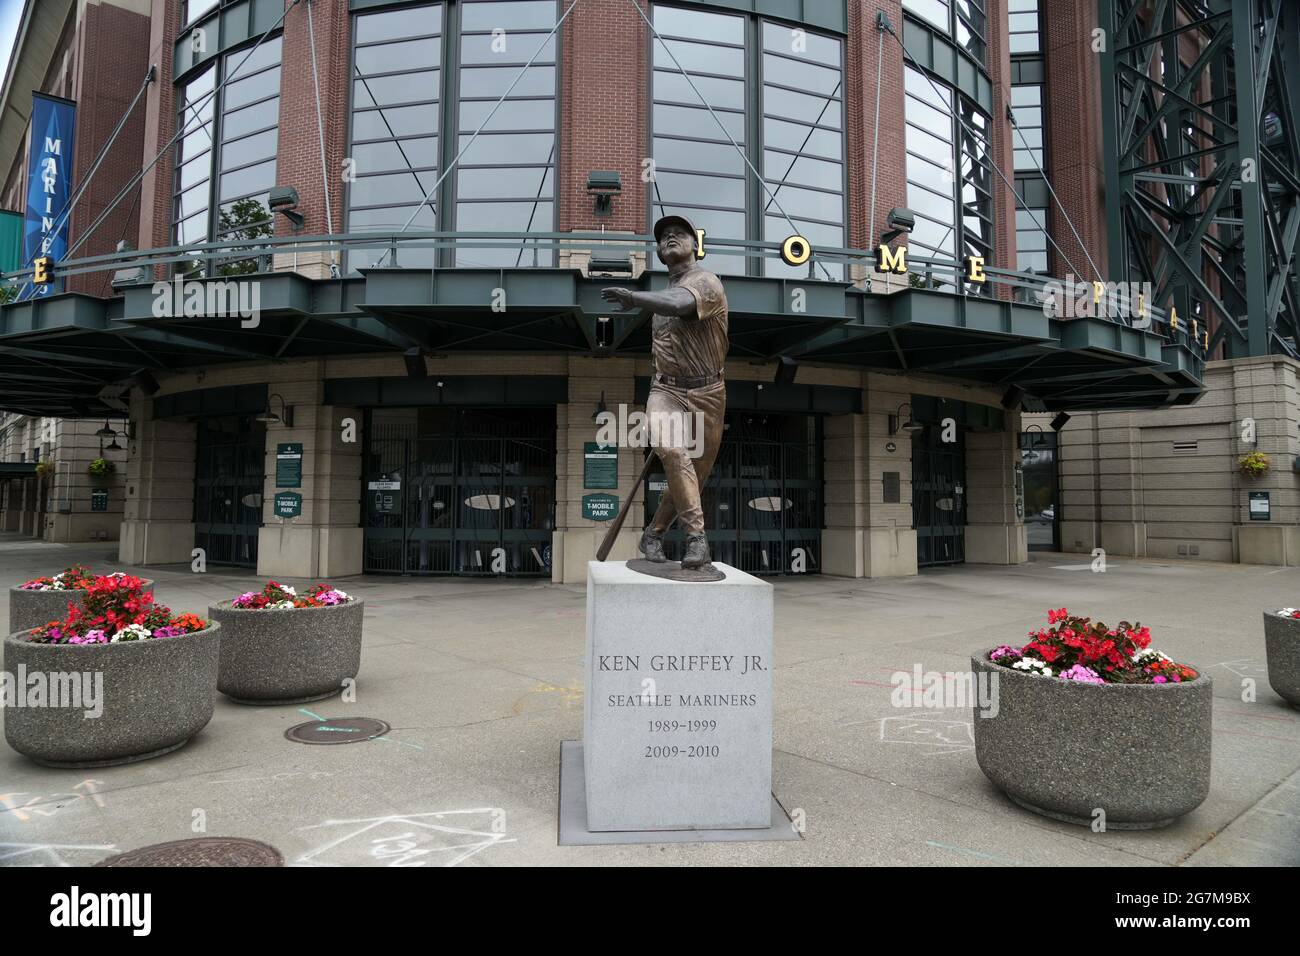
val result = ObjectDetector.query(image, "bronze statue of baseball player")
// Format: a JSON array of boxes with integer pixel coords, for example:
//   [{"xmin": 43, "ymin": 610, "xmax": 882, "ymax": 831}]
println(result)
[{"xmin": 601, "ymin": 215, "xmax": 728, "ymax": 570}]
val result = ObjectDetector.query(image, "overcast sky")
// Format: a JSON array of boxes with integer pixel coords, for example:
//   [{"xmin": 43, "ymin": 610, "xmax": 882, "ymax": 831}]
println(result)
[{"xmin": 0, "ymin": 0, "xmax": 23, "ymax": 90}]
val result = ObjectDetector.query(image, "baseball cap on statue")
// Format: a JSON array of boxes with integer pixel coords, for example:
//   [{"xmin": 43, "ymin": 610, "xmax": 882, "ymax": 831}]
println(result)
[{"xmin": 653, "ymin": 214, "xmax": 697, "ymax": 244}]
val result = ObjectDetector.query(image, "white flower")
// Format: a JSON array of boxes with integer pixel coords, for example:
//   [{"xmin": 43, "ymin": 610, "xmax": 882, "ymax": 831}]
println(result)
[
  {"xmin": 271, "ymin": 600, "xmax": 295, "ymax": 609},
  {"xmin": 1132, "ymin": 648, "xmax": 1170, "ymax": 664},
  {"xmin": 110, "ymin": 623, "xmax": 152, "ymax": 642},
  {"xmin": 280, "ymin": 585, "xmax": 297, "ymax": 596},
  {"xmin": 1278, "ymin": 608, "xmax": 1298, "ymax": 618}
]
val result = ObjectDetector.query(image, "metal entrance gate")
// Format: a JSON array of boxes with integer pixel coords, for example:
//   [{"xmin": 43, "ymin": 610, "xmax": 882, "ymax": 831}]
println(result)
[
  {"xmin": 363, "ymin": 408, "xmax": 556, "ymax": 576},
  {"xmin": 646, "ymin": 413, "xmax": 822, "ymax": 575},
  {"xmin": 913, "ymin": 424, "xmax": 966, "ymax": 567},
  {"xmin": 194, "ymin": 416, "xmax": 265, "ymax": 567}
]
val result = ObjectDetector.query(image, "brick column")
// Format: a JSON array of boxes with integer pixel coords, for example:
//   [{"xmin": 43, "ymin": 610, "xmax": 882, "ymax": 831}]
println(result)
[{"xmin": 1043, "ymin": 0, "xmax": 1108, "ymax": 280}]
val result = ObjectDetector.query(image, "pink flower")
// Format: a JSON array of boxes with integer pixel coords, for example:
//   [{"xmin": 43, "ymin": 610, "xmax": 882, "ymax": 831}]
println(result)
[{"xmin": 1152, "ymin": 676, "xmax": 1167, "ymax": 684}]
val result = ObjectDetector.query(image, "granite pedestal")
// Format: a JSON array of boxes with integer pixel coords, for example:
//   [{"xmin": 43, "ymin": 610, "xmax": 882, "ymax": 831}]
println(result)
[{"xmin": 581, "ymin": 560, "xmax": 774, "ymax": 833}]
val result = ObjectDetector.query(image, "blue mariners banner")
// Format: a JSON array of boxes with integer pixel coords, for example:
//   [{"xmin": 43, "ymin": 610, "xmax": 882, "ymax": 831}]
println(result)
[{"xmin": 20, "ymin": 92, "xmax": 76, "ymax": 300}]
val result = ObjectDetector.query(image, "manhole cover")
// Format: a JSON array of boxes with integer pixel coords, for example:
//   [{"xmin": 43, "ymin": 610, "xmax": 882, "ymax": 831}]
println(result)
[
  {"xmin": 627, "ymin": 559, "xmax": 726, "ymax": 582},
  {"xmin": 285, "ymin": 716, "xmax": 391, "ymax": 744},
  {"xmin": 95, "ymin": 837, "xmax": 283, "ymax": 867}
]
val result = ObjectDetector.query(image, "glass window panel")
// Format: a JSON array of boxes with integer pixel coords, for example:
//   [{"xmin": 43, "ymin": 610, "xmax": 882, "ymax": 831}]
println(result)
[
  {"xmin": 216, "ymin": 195, "xmax": 272, "ymax": 236},
  {"xmin": 763, "ymin": 86, "xmax": 841, "ymax": 126},
  {"xmin": 177, "ymin": 153, "xmax": 210, "ymax": 192},
  {"xmin": 350, "ymin": 204, "xmax": 436, "ymax": 231},
  {"xmin": 223, "ymin": 68, "xmax": 279, "ymax": 111},
  {"xmin": 654, "ymin": 6, "xmax": 743, "ymax": 44},
  {"xmin": 653, "ymin": 170, "xmax": 747, "ymax": 209},
  {"xmin": 907, "ymin": 125, "xmax": 954, "ymax": 166},
  {"xmin": 459, "ymin": 64, "xmax": 554, "ymax": 98},
  {"xmin": 906, "ymin": 183, "xmax": 956, "ymax": 224},
  {"xmin": 905, "ymin": 67, "xmax": 951, "ymax": 109},
  {"xmin": 903, "ymin": 0, "xmax": 950, "ymax": 33},
  {"xmin": 356, "ymin": 37, "xmax": 440, "ymax": 76},
  {"xmin": 457, "ymin": 166, "xmax": 554, "ymax": 200},
  {"xmin": 762, "ymin": 54, "xmax": 842, "ymax": 97},
  {"xmin": 185, "ymin": 0, "xmax": 218, "ymax": 25},
  {"xmin": 355, "ymin": 7, "xmax": 441, "ymax": 44},
  {"xmin": 653, "ymin": 38, "xmax": 743, "ymax": 76},
  {"xmin": 763, "ymin": 216, "xmax": 843, "ymax": 278},
  {"xmin": 1009, "ymin": 34, "xmax": 1038, "ymax": 54},
  {"xmin": 763, "ymin": 117, "xmax": 841, "ymax": 159},
  {"xmin": 177, "ymin": 128, "xmax": 214, "ymax": 166},
  {"xmin": 655, "ymin": 137, "xmax": 745, "ymax": 175},
  {"xmin": 460, "ymin": 32, "xmax": 555, "ymax": 65},
  {"xmin": 220, "ymin": 159, "xmax": 276, "ymax": 202},
  {"xmin": 352, "ymin": 102, "xmax": 439, "ymax": 140},
  {"xmin": 176, "ymin": 210, "xmax": 209, "ymax": 244},
  {"xmin": 175, "ymin": 181, "xmax": 209, "ymax": 221},
  {"xmin": 353, "ymin": 71, "xmax": 439, "ymax": 109},
  {"xmin": 761, "ymin": 22, "xmax": 840, "ymax": 65},
  {"xmin": 458, "ymin": 132, "xmax": 556, "ymax": 164},
  {"xmin": 654, "ymin": 103, "xmax": 745, "ymax": 142},
  {"xmin": 351, "ymin": 137, "xmax": 439, "ymax": 172},
  {"xmin": 653, "ymin": 70, "xmax": 744, "ymax": 110},
  {"xmin": 461, "ymin": 0, "xmax": 554, "ymax": 31},
  {"xmin": 1010, "ymin": 84, "xmax": 1041, "ymax": 106},
  {"xmin": 459, "ymin": 98, "xmax": 553, "ymax": 131},
  {"xmin": 764, "ymin": 151, "xmax": 842, "ymax": 192},
  {"xmin": 350, "ymin": 170, "xmax": 440, "ymax": 207},
  {"xmin": 220, "ymin": 128, "xmax": 277, "ymax": 171},
  {"xmin": 221, "ymin": 98, "xmax": 278, "ymax": 139},
  {"xmin": 225, "ymin": 38, "xmax": 281, "ymax": 81},
  {"xmin": 761, "ymin": 182, "xmax": 841, "ymax": 223}
]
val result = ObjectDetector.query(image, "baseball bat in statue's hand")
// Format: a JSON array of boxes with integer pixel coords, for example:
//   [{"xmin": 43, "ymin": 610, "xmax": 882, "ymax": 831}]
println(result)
[{"xmin": 596, "ymin": 450, "xmax": 658, "ymax": 562}]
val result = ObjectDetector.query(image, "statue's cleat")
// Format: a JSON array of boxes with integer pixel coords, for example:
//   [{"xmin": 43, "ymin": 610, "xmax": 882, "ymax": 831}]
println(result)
[
  {"xmin": 681, "ymin": 534, "xmax": 710, "ymax": 569},
  {"xmin": 639, "ymin": 528, "xmax": 667, "ymax": 563}
]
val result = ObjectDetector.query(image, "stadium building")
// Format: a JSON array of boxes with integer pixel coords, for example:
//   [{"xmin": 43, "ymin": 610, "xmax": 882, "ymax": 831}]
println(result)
[{"xmin": 0, "ymin": 0, "xmax": 1292, "ymax": 583}]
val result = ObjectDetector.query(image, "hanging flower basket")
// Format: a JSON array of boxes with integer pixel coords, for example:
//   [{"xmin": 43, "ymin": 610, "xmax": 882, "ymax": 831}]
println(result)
[
  {"xmin": 87, "ymin": 457, "xmax": 116, "ymax": 478},
  {"xmin": 973, "ymin": 609, "xmax": 1211, "ymax": 829},
  {"xmin": 210, "ymin": 582, "xmax": 363, "ymax": 704},
  {"xmin": 4, "ymin": 574, "xmax": 218, "ymax": 767},
  {"xmin": 1238, "ymin": 451, "xmax": 1270, "ymax": 478}
]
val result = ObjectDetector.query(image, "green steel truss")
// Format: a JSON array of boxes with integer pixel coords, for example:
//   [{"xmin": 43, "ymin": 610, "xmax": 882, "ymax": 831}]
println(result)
[{"xmin": 1100, "ymin": 0, "xmax": 1300, "ymax": 357}]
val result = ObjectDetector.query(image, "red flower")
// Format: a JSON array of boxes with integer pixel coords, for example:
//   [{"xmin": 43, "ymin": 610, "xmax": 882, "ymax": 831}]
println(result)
[{"xmin": 1047, "ymin": 607, "xmax": 1068, "ymax": 624}]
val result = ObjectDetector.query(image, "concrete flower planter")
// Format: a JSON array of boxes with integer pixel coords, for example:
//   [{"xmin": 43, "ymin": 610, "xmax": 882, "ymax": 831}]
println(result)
[
  {"xmin": 8, "ymin": 578, "xmax": 155, "ymax": 636},
  {"xmin": 3, "ymin": 622, "xmax": 220, "ymax": 768},
  {"xmin": 970, "ymin": 654, "xmax": 1212, "ymax": 829},
  {"xmin": 209, "ymin": 599, "xmax": 364, "ymax": 704},
  {"xmin": 1262, "ymin": 612, "xmax": 1300, "ymax": 708}
]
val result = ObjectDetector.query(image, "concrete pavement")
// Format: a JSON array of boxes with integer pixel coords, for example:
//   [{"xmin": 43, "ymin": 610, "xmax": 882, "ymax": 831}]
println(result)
[{"xmin": 1, "ymin": 534, "xmax": 1297, "ymax": 866}]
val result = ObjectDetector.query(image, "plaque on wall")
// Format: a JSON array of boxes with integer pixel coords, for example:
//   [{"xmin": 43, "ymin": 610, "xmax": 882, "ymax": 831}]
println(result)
[{"xmin": 883, "ymin": 471, "xmax": 901, "ymax": 504}]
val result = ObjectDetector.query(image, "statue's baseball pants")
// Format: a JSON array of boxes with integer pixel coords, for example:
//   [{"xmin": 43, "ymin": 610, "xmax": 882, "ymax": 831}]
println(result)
[{"xmin": 645, "ymin": 379, "xmax": 726, "ymax": 538}]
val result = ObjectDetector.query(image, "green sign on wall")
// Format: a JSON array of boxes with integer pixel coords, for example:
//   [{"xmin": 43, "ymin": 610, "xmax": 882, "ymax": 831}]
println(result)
[
  {"xmin": 274, "ymin": 491, "xmax": 302, "ymax": 519},
  {"xmin": 276, "ymin": 443, "xmax": 303, "ymax": 487},
  {"xmin": 582, "ymin": 493, "xmax": 618, "ymax": 522},
  {"xmin": 91, "ymin": 488, "xmax": 108, "ymax": 512},
  {"xmin": 584, "ymin": 442, "xmax": 618, "ymax": 489}
]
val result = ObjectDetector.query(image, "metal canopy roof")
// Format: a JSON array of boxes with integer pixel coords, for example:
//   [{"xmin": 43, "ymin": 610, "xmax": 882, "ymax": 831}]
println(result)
[{"xmin": 0, "ymin": 268, "xmax": 1204, "ymax": 417}]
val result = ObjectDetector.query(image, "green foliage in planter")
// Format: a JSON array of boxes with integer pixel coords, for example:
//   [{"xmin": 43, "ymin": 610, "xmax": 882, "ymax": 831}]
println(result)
[
  {"xmin": 87, "ymin": 457, "xmax": 116, "ymax": 478},
  {"xmin": 1239, "ymin": 451, "xmax": 1270, "ymax": 478},
  {"xmin": 33, "ymin": 461, "xmax": 53, "ymax": 479}
]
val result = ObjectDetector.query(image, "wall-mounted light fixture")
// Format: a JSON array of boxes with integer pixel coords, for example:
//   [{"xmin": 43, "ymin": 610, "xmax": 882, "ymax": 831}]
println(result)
[
  {"xmin": 269, "ymin": 185, "xmax": 304, "ymax": 230},
  {"xmin": 256, "ymin": 392, "xmax": 295, "ymax": 427},
  {"xmin": 587, "ymin": 170, "xmax": 621, "ymax": 217},
  {"xmin": 879, "ymin": 207, "xmax": 915, "ymax": 245},
  {"xmin": 888, "ymin": 402, "xmax": 923, "ymax": 435}
]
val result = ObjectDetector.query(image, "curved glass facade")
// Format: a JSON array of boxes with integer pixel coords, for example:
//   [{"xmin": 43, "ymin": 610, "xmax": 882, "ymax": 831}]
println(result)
[
  {"xmin": 650, "ymin": 4, "xmax": 845, "ymax": 278},
  {"xmin": 172, "ymin": 36, "xmax": 282, "ymax": 276}
]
